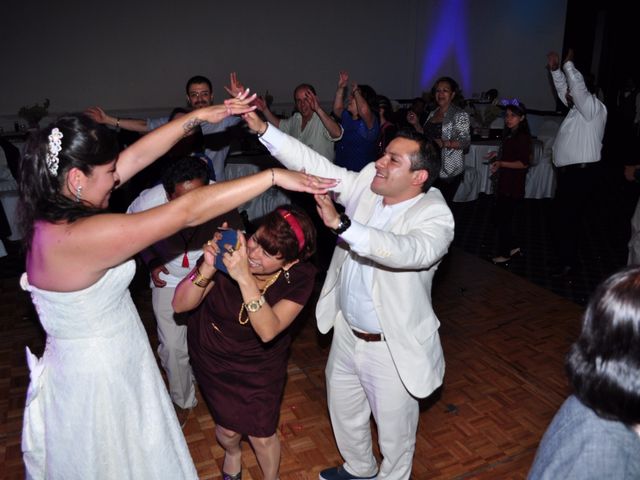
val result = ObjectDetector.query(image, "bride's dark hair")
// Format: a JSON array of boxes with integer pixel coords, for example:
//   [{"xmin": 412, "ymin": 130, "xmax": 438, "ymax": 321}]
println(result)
[{"xmin": 18, "ymin": 114, "xmax": 119, "ymax": 250}]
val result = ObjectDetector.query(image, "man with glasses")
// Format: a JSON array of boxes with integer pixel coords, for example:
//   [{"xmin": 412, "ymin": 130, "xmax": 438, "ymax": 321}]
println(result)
[{"xmin": 86, "ymin": 74, "xmax": 243, "ymax": 181}]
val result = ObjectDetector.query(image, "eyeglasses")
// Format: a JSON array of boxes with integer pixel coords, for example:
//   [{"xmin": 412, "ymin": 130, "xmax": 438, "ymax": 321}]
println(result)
[{"xmin": 188, "ymin": 90, "xmax": 211, "ymax": 99}]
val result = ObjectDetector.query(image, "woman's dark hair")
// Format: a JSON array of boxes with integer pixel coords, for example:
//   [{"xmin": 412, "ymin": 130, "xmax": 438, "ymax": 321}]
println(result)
[
  {"xmin": 503, "ymin": 103, "xmax": 531, "ymax": 137},
  {"xmin": 377, "ymin": 95, "xmax": 394, "ymax": 123},
  {"xmin": 254, "ymin": 205, "xmax": 316, "ymax": 263},
  {"xmin": 356, "ymin": 85, "xmax": 379, "ymax": 114},
  {"xmin": 18, "ymin": 114, "xmax": 119, "ymax": 250},
  {"xmin": 162, "ymin": 156, "xmax": 208, "ymax": 197},
  {"xmin": 431, "ymin": 76, "xmax": 463, "ymax": 101},
  {"xmin": 566, "ymin": 266, "xmax": 640, "ymax": 425}
]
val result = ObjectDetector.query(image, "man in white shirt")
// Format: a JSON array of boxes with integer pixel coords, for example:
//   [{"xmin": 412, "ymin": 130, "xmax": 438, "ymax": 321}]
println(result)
[
  {"xmin": 256, "ymin": 83, "xmax": 343, "ymax": 161},
  {"xmin": 127, "ymin": 156, "xmax": 242, "ymax": 425},
  {"xmin": 244, "ymin": 112, "xmax": 454, "ymax": 480},
  {"xmin": 547, "ymin": 49, "xmax": 607, "ymax": 276}
]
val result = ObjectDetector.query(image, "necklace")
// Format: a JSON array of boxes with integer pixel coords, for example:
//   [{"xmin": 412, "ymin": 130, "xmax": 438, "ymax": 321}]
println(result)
[
  {"xmin": 178, "ymin": 226, "xmax": 199, "ymax": 268},
  {"xmin": 238, "ymin": 270, "xmax": 282, "ymax": 325}
]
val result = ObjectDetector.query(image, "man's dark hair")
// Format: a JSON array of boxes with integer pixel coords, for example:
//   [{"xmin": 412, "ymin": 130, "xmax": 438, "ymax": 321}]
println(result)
[
  {"xmin": 162, "ymin": 156, "xmax": 208, "ymax": 196},
  {"xmin": 185, "ymin": 75, "xmax": 212, "ymax": 95},
  {"xmin": 394, "ymin": 129, "xmax": 441, "ymax": 192},
  {"xmin": 566, "ymin": 266, "xmax": 640, "ymax": 425}
]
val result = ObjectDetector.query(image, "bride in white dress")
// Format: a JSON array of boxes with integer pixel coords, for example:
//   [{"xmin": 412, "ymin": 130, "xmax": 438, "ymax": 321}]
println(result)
[{"xmin": 17, "ymin": 91, "xmax": 336, "ymax": 479}]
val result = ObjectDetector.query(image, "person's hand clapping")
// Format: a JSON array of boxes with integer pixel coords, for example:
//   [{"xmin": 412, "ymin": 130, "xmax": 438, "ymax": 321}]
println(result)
[
  {"xmin": 305, "ymin": 90, "xmax": 321, "ymax": 112},
  {"xmin": 338, "ymin": 71, "xmax": 349, "ymax": 89},
  {"xmin": 253, "ymin": 96, "xmax": 267, "ymax": 112},
  {"xmin": 224, "ymin": 72, "xmax": 246, "ymax": 98},
  {"xmin": 84, "ymin": 106, "xmax": 110, "ymax": 125}
]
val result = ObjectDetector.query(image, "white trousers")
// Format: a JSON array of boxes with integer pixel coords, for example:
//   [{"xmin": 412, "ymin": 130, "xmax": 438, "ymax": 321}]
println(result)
[
  {"xmin": 326, "ymin": 316, "xmax": 419, "ymax": 480},
  {"xmin": 152, "ymin": 287, "xmax": 196, "ymax": 409}
]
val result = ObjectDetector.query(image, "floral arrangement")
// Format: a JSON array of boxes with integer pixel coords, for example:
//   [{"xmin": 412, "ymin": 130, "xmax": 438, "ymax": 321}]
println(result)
[
  {"xmin": 18, "ymin": 98, "xmax": 50, "ymax": 128},
  {"xmin": 471, "ymin": 103, "xmax": 501, "ymax": 128}
]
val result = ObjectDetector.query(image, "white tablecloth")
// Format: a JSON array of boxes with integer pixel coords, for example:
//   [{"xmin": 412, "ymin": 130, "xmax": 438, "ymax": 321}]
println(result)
[
  {"xmin": 453, "ymin": 139, "xmax": 555, "ymax": 202},
  {"xmin": 0, "ymin": 161, "xmax": 21, "ymax": 241}
]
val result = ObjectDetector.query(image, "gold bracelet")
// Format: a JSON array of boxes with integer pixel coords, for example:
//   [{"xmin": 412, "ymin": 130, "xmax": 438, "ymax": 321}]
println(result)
[
  {"xmin": 189, "ymin": 268, "xmax": 212, "ymax": 288},
  {"xmin": 116, "ymin": 117, "xmax": 120, "ymax": 129}
]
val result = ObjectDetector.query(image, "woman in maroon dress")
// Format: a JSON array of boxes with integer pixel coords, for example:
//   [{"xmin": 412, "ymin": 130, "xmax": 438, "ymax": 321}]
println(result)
[
  {"xmin": 487, "ymin": 101, "xmax": 532, "ymax": 264},
  {"xmin": 173, "ymin": 205, "xmax": 317, "ymax": 480}
]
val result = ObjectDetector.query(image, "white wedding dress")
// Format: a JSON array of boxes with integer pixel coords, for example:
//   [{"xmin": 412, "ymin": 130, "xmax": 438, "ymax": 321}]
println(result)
[{"xmin": 20, "ymin": 260, "xmax": 198, "ymax": 479}]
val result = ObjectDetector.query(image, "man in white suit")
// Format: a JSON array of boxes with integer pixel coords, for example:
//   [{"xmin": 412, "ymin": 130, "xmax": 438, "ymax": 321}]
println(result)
[{"xmin": 244, "ymin": 112, "xmax": 454, "ymax": 480}]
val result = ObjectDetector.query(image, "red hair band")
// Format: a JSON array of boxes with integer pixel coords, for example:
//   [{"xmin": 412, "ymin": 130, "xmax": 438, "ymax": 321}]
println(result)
[{"xmin": 277, "ymin": 209, "xmax": 305, "ymax": 251}]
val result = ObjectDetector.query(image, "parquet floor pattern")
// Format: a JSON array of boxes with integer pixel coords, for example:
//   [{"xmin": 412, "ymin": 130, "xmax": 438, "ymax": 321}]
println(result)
[{"xmin": 0, "ymin": 248, "xmax": 582, "ymax": 479}]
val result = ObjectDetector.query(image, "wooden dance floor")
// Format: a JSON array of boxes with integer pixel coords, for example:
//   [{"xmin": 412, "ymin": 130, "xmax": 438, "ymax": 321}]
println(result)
[{"xmin": 0, "ymin": 247, "xmax": 582, "ymax": 479}]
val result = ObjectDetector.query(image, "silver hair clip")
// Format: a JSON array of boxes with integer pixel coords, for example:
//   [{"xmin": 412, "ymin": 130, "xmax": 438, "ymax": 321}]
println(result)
[{"xmin": 46, "ymin": 128, "xmax": 63, "ymax": 176}]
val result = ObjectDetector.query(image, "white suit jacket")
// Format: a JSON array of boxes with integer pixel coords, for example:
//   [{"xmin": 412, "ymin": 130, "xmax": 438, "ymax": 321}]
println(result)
[{"xmin": 260, "ymin": 125, "xmax": 455, "ymax": 398}]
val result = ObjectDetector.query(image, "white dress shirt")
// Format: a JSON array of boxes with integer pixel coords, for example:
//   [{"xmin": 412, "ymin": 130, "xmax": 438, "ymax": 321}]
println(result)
[
  {"xmin": 551, "ymin": 61, "xmax": 607, "ymax": 167},
  {"xmin": 339, "ymin": 194, "xmax": 424, "ymax": 333}
]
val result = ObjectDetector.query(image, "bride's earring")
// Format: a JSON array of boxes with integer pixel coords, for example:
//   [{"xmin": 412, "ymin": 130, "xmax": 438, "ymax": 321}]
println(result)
[{"xmin": 75, "ymin": 185, "xmax": 83, "ymax": 202}]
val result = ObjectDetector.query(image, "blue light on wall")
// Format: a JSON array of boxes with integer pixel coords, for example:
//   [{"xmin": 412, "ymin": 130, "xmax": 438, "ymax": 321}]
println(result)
[{"xmin": 419, "ymin": 0, "xmax": 471, "ymax": 95}]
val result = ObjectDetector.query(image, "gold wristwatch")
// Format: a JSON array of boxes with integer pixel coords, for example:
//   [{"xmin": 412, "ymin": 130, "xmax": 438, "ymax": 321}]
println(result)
[{"xmin": 245, "ymin": 295, "xmax": 266, "ymax": 313}]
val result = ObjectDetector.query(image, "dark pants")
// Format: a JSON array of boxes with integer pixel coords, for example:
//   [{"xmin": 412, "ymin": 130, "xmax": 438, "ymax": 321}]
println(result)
[
  {"xmin": 435, "ymin": 174, "xmax": 463, "ymax": 206},
  {"xmin": 552, "ymin": 163, "xmax": 598, "ymax": 268},
  {"xmin": 494, "ymin": 196, "xmax": 521, "ymax": 257}
]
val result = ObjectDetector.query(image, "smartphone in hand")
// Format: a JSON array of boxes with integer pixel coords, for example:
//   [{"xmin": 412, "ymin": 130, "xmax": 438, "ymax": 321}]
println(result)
[{"xmin": 215, "ymin": 228, "xmax": 239, "ymax": 274}]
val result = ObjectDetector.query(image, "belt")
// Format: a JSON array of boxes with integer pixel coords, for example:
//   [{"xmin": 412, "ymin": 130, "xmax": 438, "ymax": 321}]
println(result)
[
  {"xmin": 558, "ymin": 162, "xmax": 591, "ymax": 171},
  {"xmin": 351, "ymin": 329, "xmax": 385, "ymax": 342}
]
